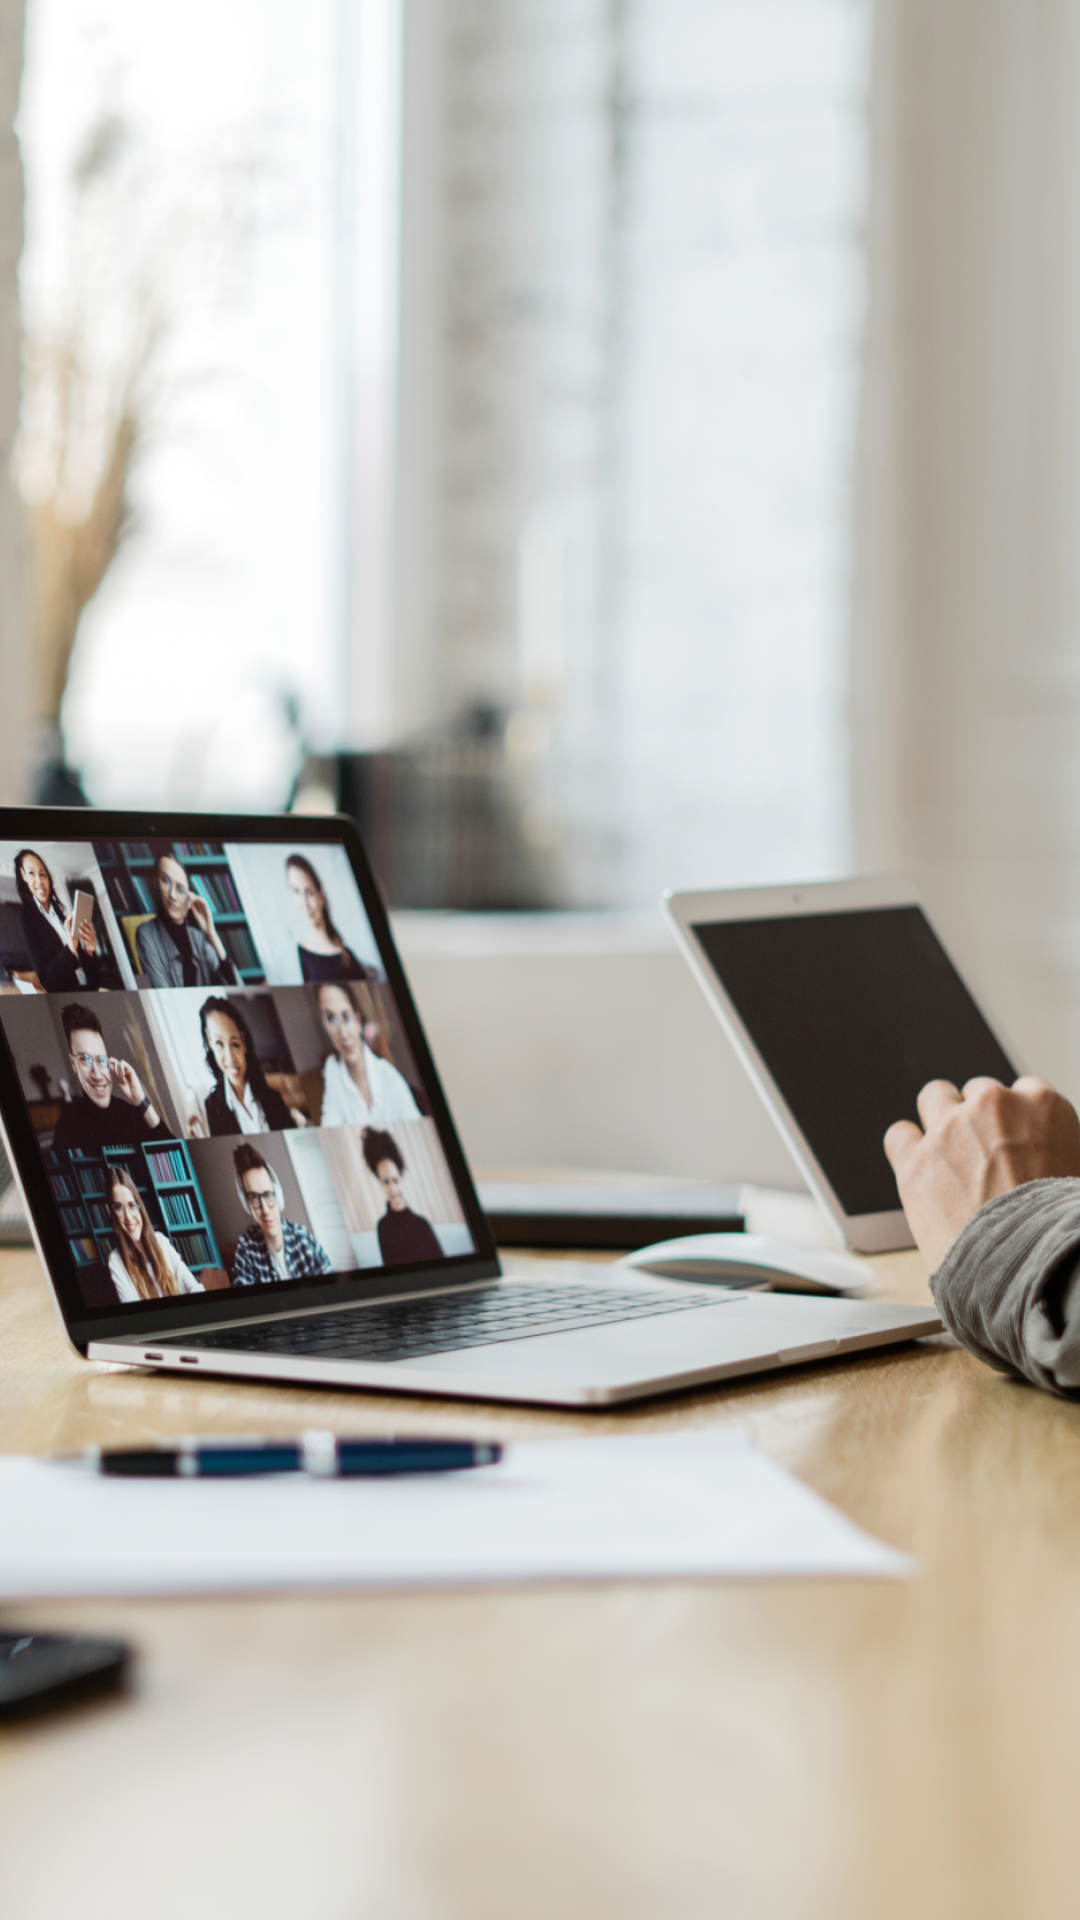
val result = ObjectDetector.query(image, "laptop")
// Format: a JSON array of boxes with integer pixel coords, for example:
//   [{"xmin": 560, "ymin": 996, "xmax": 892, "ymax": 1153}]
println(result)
[{"xmin": 0, "ymin": 811, "xmax": 940, "ymax": 1408}]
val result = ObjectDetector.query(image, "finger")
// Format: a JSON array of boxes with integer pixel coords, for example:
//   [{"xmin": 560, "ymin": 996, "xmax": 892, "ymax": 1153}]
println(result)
[
  {"xmin": 1010, "ymin": 1074, "xmax": 1054, "ymax": 1097},
  {"xmin": 960, "ymin": 1075, "xmax": 1007, "ymax": 1101},
  {"xmin": 916, "ymin": 1080, "xmax": 963, "ymax": 1128},
  {"xmin": 884, "ymin": 1118, "xmax": 923, "ymax": 1170}
]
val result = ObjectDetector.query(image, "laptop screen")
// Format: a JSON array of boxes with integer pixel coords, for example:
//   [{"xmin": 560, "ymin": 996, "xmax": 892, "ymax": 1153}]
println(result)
[{"xmin": 0, "ymin": 823, "xmax": 487, "ymax": 1325}]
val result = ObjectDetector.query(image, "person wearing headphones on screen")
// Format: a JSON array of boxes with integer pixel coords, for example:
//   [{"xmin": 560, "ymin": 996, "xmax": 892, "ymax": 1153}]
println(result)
[
  {"xmin": 230, "ymin": 1142, "xmax": 335, "ymax": 1286},
  {"xmin": 884, "ymin": 1074, "xmax": 1080, "ymax": 1396}
]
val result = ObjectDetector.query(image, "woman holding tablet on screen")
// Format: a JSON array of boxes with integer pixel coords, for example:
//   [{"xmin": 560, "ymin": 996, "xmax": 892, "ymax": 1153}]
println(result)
[
  {"xmin": 15, "ymin": 848, "xmax": 101, "ymax": 991},
  {"xmin": 105, "ymin": 1168, "xmax": 206, "ymax": 1305},
  {"xmin": 287, "ymin": 854, "xmax": 375, "ymax": 984},
  {"xmin": 317, "ymin": 982, "xmax": 420, "ymax": 1127}
]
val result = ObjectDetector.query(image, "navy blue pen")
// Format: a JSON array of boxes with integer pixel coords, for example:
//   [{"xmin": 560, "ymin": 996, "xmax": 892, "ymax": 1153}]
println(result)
[{"xmin": 55, "ymin": 1434, "xmax": 503, "ymax": 1478}]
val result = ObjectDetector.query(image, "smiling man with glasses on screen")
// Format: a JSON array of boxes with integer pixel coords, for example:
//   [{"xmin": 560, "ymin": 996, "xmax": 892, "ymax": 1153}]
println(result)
[{"xmin": 51, "ymin": 1003, "xmax": 171, "ymax": 1152}]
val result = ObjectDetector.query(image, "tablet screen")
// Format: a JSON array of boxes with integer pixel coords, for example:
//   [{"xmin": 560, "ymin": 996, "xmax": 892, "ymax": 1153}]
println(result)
[{"xmin": 691, "ymin": 906, "xmax": 1016, "ymax": 1216}]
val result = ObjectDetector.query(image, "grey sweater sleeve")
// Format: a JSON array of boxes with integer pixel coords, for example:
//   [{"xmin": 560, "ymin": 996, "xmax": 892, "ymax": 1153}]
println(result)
[{"xmin": 931, "ymin": 1178, "xmax": 1080, "ymax": 1395}]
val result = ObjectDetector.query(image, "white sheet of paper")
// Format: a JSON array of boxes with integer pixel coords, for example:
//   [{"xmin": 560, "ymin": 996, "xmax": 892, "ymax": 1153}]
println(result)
[{"xmin": 0, "ymin": 1432, "xmax": 911, "ymax": 1599}]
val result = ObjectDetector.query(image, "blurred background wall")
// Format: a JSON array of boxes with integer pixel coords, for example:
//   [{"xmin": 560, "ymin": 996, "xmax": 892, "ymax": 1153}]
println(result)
[
  {"xmin": 2, "ymin": 0, "xmax": 1080, "ymax": 1181},
  {"xmin": 854, "ymin": 0, "xmax": 1080, "ymax": 1110}
]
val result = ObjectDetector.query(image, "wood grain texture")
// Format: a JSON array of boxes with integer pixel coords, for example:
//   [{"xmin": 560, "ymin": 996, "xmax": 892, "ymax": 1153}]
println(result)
[{"xmin": 0, "ymin": 1241, "xmax": 1071, "ymax": 1920}]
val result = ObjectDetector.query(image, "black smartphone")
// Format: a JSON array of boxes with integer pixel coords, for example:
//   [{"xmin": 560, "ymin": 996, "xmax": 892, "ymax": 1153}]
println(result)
[{"xmin": 0, "ymin": 1629, "xmax": 131, "ymax": 1718}]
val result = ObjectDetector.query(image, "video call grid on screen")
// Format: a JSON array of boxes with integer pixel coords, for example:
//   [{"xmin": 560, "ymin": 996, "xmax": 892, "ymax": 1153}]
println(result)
[
  {"xmin": 0, "ymin": 835, "xmax": 475, "ymax": 1314},
  {"xmin": 691, "ymin": 905, "xmax": 1017, "ymax": 1219}
]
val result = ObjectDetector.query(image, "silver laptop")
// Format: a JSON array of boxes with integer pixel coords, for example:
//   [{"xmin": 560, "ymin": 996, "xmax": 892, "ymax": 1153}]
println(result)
[{"xmin": 0, "ymin": 810, "xmax": 939, "ymax": 1409}]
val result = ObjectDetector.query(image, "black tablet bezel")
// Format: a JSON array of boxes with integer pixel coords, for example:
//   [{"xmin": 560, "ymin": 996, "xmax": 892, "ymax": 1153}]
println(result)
[
  {"xmin": 0, "ymin": 806, "xmax": 500, "ymax": 1353},
  {"xmin": 664, "ymin": 876, "xmax": 1023, "ymax": 1254}
]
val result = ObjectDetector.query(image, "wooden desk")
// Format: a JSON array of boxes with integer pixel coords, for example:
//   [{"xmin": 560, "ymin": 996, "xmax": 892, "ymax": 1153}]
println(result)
[{"xmin": 0, "ymin": 1239, "xmax": 1075, "ymax": 1920}]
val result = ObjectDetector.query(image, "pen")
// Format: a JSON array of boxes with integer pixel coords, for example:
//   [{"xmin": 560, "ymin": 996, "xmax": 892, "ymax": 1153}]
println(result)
[{"xmin": 53, "ymin": 1434, "xmax": 504, "ymax": 1478}]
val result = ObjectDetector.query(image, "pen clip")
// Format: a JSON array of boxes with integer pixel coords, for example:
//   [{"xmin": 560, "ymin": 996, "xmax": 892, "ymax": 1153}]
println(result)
[{"xmin": 300, "ymin": 1431, "xmax": 338, "ymax": 1477}]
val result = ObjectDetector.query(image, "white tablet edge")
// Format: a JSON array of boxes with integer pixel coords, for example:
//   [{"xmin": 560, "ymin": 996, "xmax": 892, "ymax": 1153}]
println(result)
[{"xmin": 662, "ymin": 876, "xmax": 1022, "ymax": 1255}]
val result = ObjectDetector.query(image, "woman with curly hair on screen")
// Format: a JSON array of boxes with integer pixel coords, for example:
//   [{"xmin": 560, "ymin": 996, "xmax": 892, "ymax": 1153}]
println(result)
[
  {"xmin": 362, "ymin": 1127, "xmax": 444, "ymax": 1266},
  {"xmin": 199, "ymin": 997, "xmax": 296, "ymax": 1137}
]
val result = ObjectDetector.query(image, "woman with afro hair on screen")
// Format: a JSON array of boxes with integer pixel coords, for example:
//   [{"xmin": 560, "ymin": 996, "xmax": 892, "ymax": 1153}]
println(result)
[{"xmin": 362, "ymin": 1127, "xmax": 444, "ymax": 1266}]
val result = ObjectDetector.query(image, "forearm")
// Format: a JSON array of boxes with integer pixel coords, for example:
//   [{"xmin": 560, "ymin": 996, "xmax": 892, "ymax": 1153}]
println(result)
[{"xmin": 931, "ymin": 1178, "xmax": 1080, "ymax": 1395}]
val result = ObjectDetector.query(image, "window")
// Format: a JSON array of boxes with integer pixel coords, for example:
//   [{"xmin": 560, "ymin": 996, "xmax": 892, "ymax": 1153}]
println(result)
[
  {"xmin": 18, "ymin": 0, "xmax": 871, "ymax": 909},
  {"xmin": 17, "ymin": 0, "xmax": 401, "ymax": 808}
]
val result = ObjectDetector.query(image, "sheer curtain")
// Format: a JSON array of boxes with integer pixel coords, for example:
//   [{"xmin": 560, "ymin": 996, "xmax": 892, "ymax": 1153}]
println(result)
[{"xmin": 853, "ymin": 0, "xmax": 1080, "ymax": 1099}]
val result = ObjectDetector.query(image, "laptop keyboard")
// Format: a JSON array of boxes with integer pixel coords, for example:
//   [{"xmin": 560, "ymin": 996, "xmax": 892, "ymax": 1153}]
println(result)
[{"xmin": 177, "ymin": 1280, "xmax": 720, "ymax": 1367}]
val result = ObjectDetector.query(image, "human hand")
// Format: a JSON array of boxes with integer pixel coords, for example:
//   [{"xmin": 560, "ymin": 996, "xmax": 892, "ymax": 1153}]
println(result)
[
  {"xmin": 188, "ymin": 894, "xmax": 213, "ymax": 937},
  {"xmin": 188, "ymin": 892, "xmax": 227, "ymax": 957},
  {"xmin": 109, "ymin": 1057, "xmax": 145, "ymax": 1107},
  {"xmin": 884, "ymin": 1076, "xmax": 1080, "ymax": 1271},
  {"xmin": 75, "ymin": 918, "xmax": 98, "ymax": 956}
]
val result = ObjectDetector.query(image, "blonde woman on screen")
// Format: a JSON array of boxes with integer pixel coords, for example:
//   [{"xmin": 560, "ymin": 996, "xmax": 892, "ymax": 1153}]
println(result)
[
  {"xmin": 105, "ymin": 1167, "xmax": 205, "ymax": 1306},
  {"xmin": 317, "ymin": 982, "xmax": 420, "ymax": 1128}
]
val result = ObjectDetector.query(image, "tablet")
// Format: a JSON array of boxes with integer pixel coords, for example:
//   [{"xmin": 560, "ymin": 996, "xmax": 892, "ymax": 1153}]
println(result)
[{"xmin": 663, "ymin": 876, "xmax": 1019, "ymax": 1252}]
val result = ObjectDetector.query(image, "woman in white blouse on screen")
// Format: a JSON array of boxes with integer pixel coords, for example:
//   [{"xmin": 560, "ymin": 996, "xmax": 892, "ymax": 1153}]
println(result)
[{"xmin": 317, "ymin": 983, "xmax": 420, "ymax": 1128}]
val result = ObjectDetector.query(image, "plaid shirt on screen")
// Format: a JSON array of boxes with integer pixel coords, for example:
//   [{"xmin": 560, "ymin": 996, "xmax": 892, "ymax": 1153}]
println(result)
[{"xmin": 231, "ymin": 1218, "xmax": 335, "ymax": 1287}]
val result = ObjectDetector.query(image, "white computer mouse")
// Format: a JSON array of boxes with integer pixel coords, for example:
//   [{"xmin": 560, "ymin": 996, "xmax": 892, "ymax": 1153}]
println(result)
[{"xmin": 617, "ymin": 1232, "xmax": 868, "ymax": 1296}]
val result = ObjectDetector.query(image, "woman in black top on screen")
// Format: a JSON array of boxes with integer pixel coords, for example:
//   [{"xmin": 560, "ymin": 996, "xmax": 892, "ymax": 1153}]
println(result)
[
  {"xmin": 362, "ymin": 1126, "xmax": 444, "ymax": 1266},
  {"xmin": 286, "ymin": 854, "xmax": 375, "ymax": 985},
  {"xmin": 136, "ymin": 848, "xmax": 237, "ymax": 989},
  {"xmin": 14, "ymin": 848, "xmax": 102, "ymax": 991},
  {"xmin": 199, "ymin": 997, "xmax": 295, "ymax": 1137}
]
